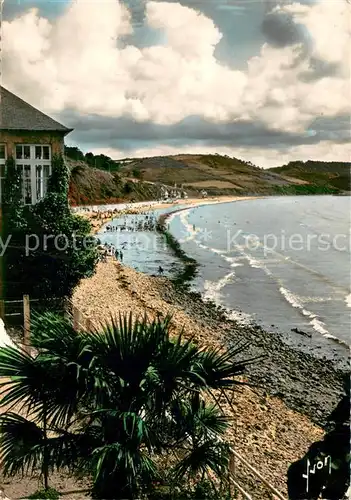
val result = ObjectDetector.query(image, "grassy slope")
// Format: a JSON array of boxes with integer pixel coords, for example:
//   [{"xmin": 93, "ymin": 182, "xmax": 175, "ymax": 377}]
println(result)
[
  {"xmin": 119, "ymin": 154, "xmax": 295, "ymax": 195},
  {"xmin": 269, "ymin": 160, "xmax": 351, "ymax": 192},
  {"xmin": 68, "ymin": 155, "xmax": 347, "ymax": 205},
  {"xmin": 67, "ymin": 158, "xmax": 184, "ymax": 205}
]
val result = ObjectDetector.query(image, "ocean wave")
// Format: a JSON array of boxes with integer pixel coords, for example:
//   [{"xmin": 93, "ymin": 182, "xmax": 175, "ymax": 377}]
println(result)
[
  {"xmin": 203, "ymin": 272, "xmax": 236, "ymax": 301},
  {"xmin": 203, "ymin": 273, "xmax": 252, "ymax": 326},
  {"xmin": 279, "ymin": 287, "xmax": 350, "ymax": 348},
  {"xmin": 299, "ymin": 296, "xmax": 333, "ymax": 304},
  {"xmin": 223, "ymin": 255, "xmax": 245, "ymax": 268},
  {"xmin": 177, "ymin": 210, "xmax": 200, "ymax": 243},
  {"xmin": 226, "ymin": 309, "xmax": 252, "ymax": 325},
  {"xmin": 345, "ymin": 293, "xmax": 351, "ymax": 308},
  {"xmin": 208, "ymin": 247, "xmax": 224, "ymax": 255}
]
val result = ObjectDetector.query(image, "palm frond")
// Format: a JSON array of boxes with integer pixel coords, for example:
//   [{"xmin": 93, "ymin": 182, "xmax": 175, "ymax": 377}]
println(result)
[
  {"xmin": 0, "ymin": 412, "xmax": 44, "ymax": 477},
  {"xmin": 30, "ymin": 312, "xmax": 77, "ymax": 352},
  {"xmin": 193, "ymin": 341, "xmax": 262, "ymax": 389},
  {"xmin": 0, "ymin": 347, "xmax": 48, "ymax": 417},
  {"xmin": 172, "ymin": 440, "xmax": 230, "ymax": 481}
]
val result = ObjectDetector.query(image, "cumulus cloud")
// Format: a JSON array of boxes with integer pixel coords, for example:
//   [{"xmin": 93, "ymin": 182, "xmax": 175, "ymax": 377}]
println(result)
[{"xmin": 2, "ymin": 0, "xmax": 350, "ymax": 140}]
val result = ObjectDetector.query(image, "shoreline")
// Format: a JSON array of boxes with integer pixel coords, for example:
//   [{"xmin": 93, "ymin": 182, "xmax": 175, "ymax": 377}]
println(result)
[
  {"xmin": 80, "ymin": 196, "xmax": 349, "ymax": 421},
  {"xmin": 76, "ymin": 195, "xmax": 257, "ymax": 234},
  {"xmin": 91, "ymin": 197, "xmax": 349, "ymax": 370},
  {"xmin": 72, "ymin": 259, "xmax": 347, "ymax": 497}
]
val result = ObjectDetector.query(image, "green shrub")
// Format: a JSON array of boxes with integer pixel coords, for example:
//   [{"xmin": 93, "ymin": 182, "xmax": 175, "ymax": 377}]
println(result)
[
  {"xmin": 27, "ymin": 487, "xmax": 60, "ymax": 499},
  {"xmin": 1, "ymin": 154, "xmax": 98, "ymax": 300}
]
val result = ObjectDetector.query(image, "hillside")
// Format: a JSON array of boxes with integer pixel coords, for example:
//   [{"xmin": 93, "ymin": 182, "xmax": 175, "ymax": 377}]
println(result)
[
  {"xmin": 118, "ymin": 154, "xmax": 343, "ymax": 195},
  {"xmin": 269, "ymin": 160, "xmax": 351, "ymax": 192},
  {"xmin": 67, "ymin": 153, "xmax": 347, "ymax": 206},
  {"xmin": 66, "ymin": 158, "xmax": 199, "ymax": 205},
  {"xmin": 120, "ymin": 154, "xmax": 288, "ymax": 194}
]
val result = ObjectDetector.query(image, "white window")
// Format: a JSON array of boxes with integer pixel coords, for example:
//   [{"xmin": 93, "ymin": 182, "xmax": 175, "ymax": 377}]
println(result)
[
  {"xmin": 15, "ymin": 145, "xmax": 51, "ymax": 205},
  {"xmin": 0, "ymin": 144, "xmax": 7, "ymax": 204}
]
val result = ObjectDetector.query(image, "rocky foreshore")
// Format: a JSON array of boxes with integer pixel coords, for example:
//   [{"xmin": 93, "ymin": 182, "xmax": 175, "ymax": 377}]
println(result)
[
  {"xmin": 72, "ymin": 259, "xmax": 349, "ymax": 498},
  {"xmin": 161, "ymin": 279, "xmax": 348, "ymax": 427}
]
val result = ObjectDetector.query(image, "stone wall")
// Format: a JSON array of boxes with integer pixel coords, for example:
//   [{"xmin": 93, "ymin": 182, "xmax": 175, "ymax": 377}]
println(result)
[{"xmin": 0, "ymin": 130, "xmax": 65, "ymax": 157}]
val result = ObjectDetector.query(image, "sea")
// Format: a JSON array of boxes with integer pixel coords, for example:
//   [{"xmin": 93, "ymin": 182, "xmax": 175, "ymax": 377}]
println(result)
[{"xmin": 96, "ymin": 196, "xmax": 350, "ymax": 366}]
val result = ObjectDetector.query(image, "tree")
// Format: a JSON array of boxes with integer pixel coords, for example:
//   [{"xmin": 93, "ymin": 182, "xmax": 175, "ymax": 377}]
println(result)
[
  {"xmin": 2, "ymin": 155, "xmax": 97, "ymax": 300},
  {"xmin": 84, "ymin": 152, "xmax": 95, "ymax": 167},
  {"xmin": 0, "ymin": 312, "xmax": 257, "ymax": 499},
  {"xmin": 132, "ymin": 168, "xmax": 143, "ymax": 179},
  {"xmin": 64, "ymin": 146, "xmax": 85, "ymax": 162}
]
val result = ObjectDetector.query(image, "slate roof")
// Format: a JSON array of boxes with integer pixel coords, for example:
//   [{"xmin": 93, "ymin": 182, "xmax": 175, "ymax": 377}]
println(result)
[{"xmin": 0, "ymin": 86, "xmax": 73, "ymax": 135}]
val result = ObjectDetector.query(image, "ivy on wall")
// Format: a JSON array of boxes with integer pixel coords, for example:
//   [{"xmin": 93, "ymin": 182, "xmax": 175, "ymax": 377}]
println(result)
[
  {"xmin": 1, "ymin": 156, "xmax": 25, "ymax": 231},
  {"xmin": 1, "ymin": 155, "xmax": 97, "ymax": 301}
]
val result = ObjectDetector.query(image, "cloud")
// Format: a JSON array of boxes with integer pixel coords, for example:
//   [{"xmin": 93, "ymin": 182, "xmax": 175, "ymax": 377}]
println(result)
[
  {"xmin": 2, "ymin": 0, "xmax": 350, "ymax": 144},
  {"xmin": 261, "ymin": 10, "xmax": 309, "ymax": 48},
  {"xmin": 62, "ymin": 111, "xmax": 350, "ymax": 151}
]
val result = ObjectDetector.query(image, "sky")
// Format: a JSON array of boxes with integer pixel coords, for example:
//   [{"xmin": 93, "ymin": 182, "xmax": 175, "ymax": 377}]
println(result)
[{"xmin": 1, "ymin": 0, "xmax": 350, "ymax": 167}]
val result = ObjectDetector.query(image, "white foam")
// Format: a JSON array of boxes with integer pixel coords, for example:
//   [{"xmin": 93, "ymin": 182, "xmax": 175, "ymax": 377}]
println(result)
[
  {"xmin": 226, "ymin": 309, "xmax": 253, "ymax": 325},
  {"xmin": 166, "ymin": 213, "xmax": 177, "ymax": 224},
  {"xmin": 209, "ymin": 247, "xmax": 224, "ymax": 255},
  {"xmin": 279, "ymin": 286, "xmax": 350, "ymax": 347},
  {"xmin": 345, "ymin": 293, "xmax": 351, "ymax": 308},
  {"xmin": 223, "ymin": 256, "xmax": 244, "ymax": 268},
  {"xmin": 203, "ymin": 271, "xmax": 236, "ymax": 302},
  {"xmin": 203, "ymin": 274, "xmax": 252, "ymax": 326},
  {"xmin": 299, "ymin": 296, "xmax": 333, "ymax": 304},
  {"xmin": 247, "ymin": 256, "xmax": 262, "ymax": 269},
  {"xmin": 280, "ymin": 287, "xmax": 301, "ymax": 309},
  {"xmin": 310, "ymin": 318, "xmax": 329, "ymax": 335},
  {"xmin": 178, "ymin": 209, "xmax": 199, "ymax": 243}
]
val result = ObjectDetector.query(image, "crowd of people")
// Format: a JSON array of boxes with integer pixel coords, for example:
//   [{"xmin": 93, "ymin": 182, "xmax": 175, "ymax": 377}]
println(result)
[
  {"xmin": 97, "ymin": 242, "xmax": 124, "ymax": 263},
  {"xmin": 104, "ymin": 213, "xmax": 158, "ymax": 233}
]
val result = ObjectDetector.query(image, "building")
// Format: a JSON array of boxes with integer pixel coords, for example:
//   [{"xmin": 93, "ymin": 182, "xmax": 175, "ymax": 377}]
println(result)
[{"xmin": 0, "ymin": 86, "xmax": 73, "ymax": 205}]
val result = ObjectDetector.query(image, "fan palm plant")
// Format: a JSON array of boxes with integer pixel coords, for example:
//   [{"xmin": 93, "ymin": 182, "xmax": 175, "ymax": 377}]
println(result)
[{"xmin": 0, "ymin": 312, "xmax": 259, "ymax": 499}]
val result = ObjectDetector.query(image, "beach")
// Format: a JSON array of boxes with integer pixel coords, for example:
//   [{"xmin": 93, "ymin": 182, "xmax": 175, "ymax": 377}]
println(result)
[
  {"xmin": 76, "ymin": 195, "xmax": 256, "ymax": 233},
  {"xmin": 72, "ymin": 195, "xmax": 349, "ymax": 498},
  {"xmin": 2, "ymin": 196, "xmax": 346, "ymax": 499},
  {"xmin": 71, "ymin": 257, "xmax": 347, "ymax": 499}
]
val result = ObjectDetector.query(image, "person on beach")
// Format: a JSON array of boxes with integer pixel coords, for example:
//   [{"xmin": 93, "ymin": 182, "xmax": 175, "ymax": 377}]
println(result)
[
  {"xmin": 101, "ymin": 249, "xmax": 108, "ymax": 262},
  {"xmin": 158, "ymin": 266, "xmax": 164, "ymax": 275},
  {"xmin": 119, "ymin": 250, "xmax": 123, "ymax": 261}
]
